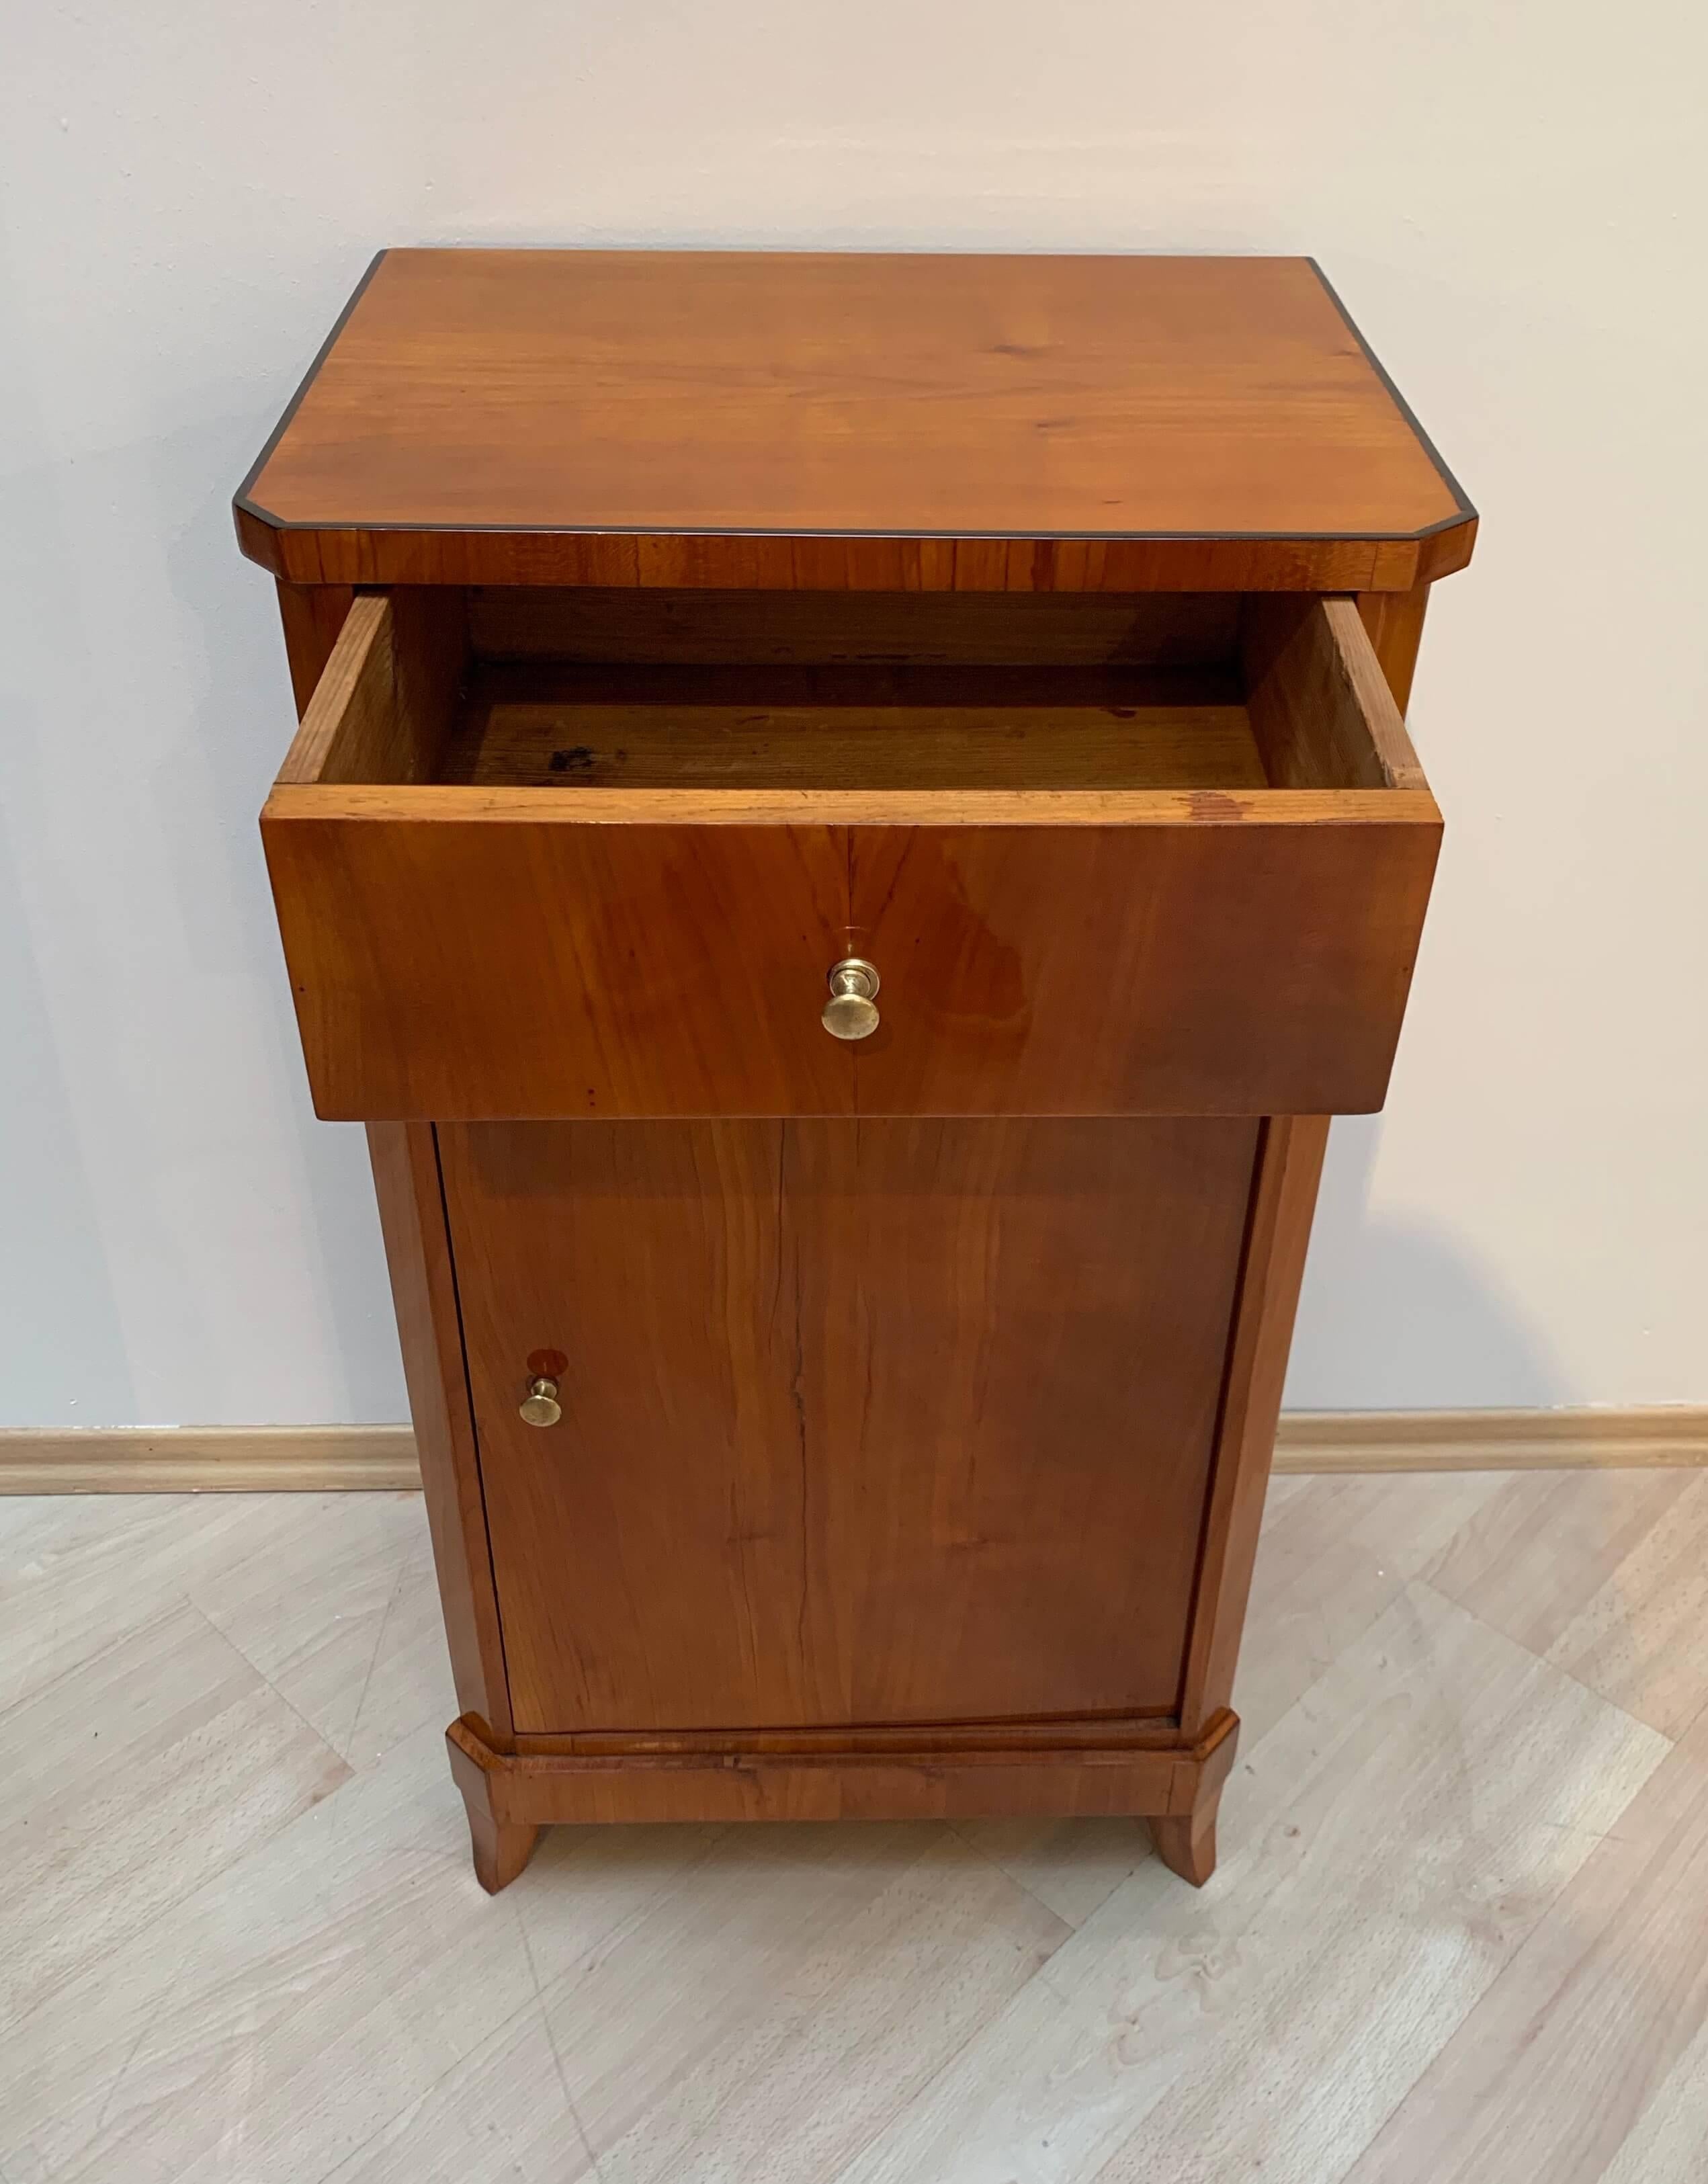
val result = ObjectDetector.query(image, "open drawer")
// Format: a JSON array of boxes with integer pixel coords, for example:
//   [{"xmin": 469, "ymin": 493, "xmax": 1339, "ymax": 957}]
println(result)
[{"xmin": 262, "ymin": 589, "xmax": 1440, "ymax": 1119}]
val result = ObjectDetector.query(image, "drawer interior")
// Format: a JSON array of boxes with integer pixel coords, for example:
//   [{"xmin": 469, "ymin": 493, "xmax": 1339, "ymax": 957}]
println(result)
[
  {"xmin": 437, "ymin": 663, "xmax": 1267, "ymax": 791},
  {"xmin": 277, "ymin": 587, "xmax": 1424, "ymax": 798}
]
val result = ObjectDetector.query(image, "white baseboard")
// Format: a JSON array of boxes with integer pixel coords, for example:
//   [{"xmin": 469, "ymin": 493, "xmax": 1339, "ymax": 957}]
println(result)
[{"xmin": 0, "ymin": 1409, "xmax": 1703, "ymax": 1495}]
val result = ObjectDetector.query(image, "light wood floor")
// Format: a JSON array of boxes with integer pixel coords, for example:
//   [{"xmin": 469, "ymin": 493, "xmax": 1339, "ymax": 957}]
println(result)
[{"xmin": 5, "ymin": 1468, "xmax": 1708, "ymax": 2183}]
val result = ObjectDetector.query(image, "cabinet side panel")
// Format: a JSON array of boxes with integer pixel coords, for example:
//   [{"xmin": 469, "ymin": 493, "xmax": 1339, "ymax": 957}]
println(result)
[
  {"xmin": 1355, "ymin": 583, "xmax": 1431, "ymax": 714},
  {"xmin": 277, "ymin": 591, "xmax": 513, "ymax": 1740},
  {"xmin": 276, "ymin": 581, "xmax": 355, "ymax": 715},
  {"xmin": 1174, "ymin": 591, "xmax": 1428, "ymax": 1733},
  {"xmin": 1177, "ymin": 1114, "xmax": 1330, "ymax": 1736},
  {"xmin": 366, "ymin": 1120, "xmax": 513, "ymax": 1742}
]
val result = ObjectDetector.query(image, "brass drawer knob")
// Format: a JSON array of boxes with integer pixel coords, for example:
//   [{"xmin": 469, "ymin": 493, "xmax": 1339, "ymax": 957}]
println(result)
[
  {"xmin": 822, "ymin": 958, "xmax": 880, "ymax": 1042},
  {"xmin": 519, "ymin": 1375, "xmax": 562, "ymax": 1428}
]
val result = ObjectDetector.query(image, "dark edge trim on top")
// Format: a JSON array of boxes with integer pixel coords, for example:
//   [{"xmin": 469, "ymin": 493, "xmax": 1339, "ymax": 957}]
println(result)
[
  {"xmin": 234, "ymin": 247, "xmax": 1478, "ymax": 549},
  {"xmin": 238, "ymin": 515, "xmax": 1475, "ymax": 544},
  {"xmin": 1306, "ymin": 257, "xmax": 1478, "ymax": 529},
  {"xmin": 232, "ymin": 251, "xmax": 388, "ymax": 523}
]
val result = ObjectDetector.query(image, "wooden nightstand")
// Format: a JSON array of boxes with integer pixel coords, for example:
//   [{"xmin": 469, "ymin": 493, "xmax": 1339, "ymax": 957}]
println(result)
[{"xmin": 238, "ymin": 249, "xmax": 1472, "ymax": 1892}]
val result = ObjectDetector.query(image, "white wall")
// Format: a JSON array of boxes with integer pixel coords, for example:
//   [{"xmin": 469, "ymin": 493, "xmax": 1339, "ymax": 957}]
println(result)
[{"xmin": 3, "ymin": 1, "xmax": 1703, "ymax": 1427}]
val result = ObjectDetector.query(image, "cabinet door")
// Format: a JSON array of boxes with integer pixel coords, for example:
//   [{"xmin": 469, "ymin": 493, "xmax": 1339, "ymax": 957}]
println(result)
[{"xmin": 439, "ymin": 1116, "xmax": 1258, "ymax": 1735}]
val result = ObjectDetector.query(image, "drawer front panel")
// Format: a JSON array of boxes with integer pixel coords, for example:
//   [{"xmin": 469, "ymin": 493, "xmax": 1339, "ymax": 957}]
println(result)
[
  {"xmin": 265, "ymin": 799, "xmax": 1436, "ymax": 1119},
  {"xmin": 265, "ymin": 812, "xmax": 856, "ymax": 1120},
  {"xmin": 441, "ymin": 1115, "xmax": 1259, "ymax": 1735},
  {"xmin": 849, "ymin": 812, "xmax": 1439, "ymax": 1116}
]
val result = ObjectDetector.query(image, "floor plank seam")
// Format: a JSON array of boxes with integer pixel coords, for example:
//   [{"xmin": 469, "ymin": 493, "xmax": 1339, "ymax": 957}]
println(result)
[
  {"xmin": 84, "ymin": 1923, "xmax": 200, "ymax": 2161},
  {"xmin": 513, "ymin": 1888, "xmax": 607, "ymax": 2181},
  {"xmin": 824, "ymin": 1959, "xmax": 1072, "ymax": 2184},
  {"xmin": 942, "ymin": 1812, "xmax": 1144, "ymax": 1935},
  {"xmin": 317, "ymin": 1978, "xmax": 564, "ymax": 2184},
  {"xmin": 181, "ymin": 1593, "xmax": 358, "ymax": 1777},
  {"xmin": 1411, "ymin": 1575, "xmax": 1686, "ymax": 1747},
  {"xmin": 343, "ymin": 1550, "xmax": 410, "ymax": 1765}
]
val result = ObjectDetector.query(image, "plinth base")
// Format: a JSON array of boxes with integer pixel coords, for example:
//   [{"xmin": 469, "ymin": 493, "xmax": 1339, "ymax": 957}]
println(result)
[{"xmin": 446, "ymin": 1708, "xmax": 1240, "ymax": 1893}]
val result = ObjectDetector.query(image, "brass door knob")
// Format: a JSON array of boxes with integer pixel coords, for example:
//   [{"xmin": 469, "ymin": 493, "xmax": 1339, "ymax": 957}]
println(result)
[
  {"xmin": 822, "ymin": 958, "xmax": 880, "ymax": 1042},
  {"xmin": 519, "ymin": 1375, "xmax": 562, "ymax": 1427}
]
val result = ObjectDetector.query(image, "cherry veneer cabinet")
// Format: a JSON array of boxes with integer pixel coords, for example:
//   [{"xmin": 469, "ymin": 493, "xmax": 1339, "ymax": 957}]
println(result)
[{"xmin": 239, "ymin": 249, "xmax": 1474, "ymax": 1892}]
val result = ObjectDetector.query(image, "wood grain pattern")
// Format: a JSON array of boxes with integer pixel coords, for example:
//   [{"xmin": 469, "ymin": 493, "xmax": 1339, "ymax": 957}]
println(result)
[
  {"xmin": 896, "ymin": 1585, "xmax": 1664, "ymax": 2184},
  {"xmin": 444, "ymin": 1709, "xmax": 1239, "ymax": 1838},
  {"xmin": 439, "ymin": 663, "xmax": 1265, "ymax": 792},
  {"xmin": 1148, "ymin": 1801, "xmax": 1218, "ymax": 1886},
  {"xmin": 274, "ymin": 580, "xmax": 353, "ymax": 714},
  {"xmin": 538, "ymin": 1824, "xmax": 1072, "ymax": 2181},
  {"xmin": 1542, "ymin": 1472, "xmax": 1708, "ymax": 1739},
  {"xmin": 278, "ymin": 810, "xmax": 855, "ymax": 1118},
  {"xmin": 1423, "ymin": 1468, "xmax": 1699, "ymax": 1658},
  {"xmin": 1148, "ymin": 1700, "xmax": 1240, "ymax": 1886},
  {"xmin": 1243, "ymin": 595, "xmax": 1426, "ymax": 788},
  {"xmin": 1342, "ymin": 1701, "xmax": 1708, "ymax": 2184},
  {"xmin": 263, "ymin": 798, "xmax": 1439, "ymax": 1118},
  {"xmin": 1177, "ymin": 1114, "xmax": 1332, "ymax": 1737},
  {"xmin": 1234, "ymin": 1472, "xmax": 1504, "ymax": 1745},
  {"xmin": 509, "ymin": 1715, "xmax": 1178, "ymax": 1759},
  {"xmin": 366, "ymin": 1122, "xmax": 513, "ymax": 1744},
  {"xmin": 274, "ymin": 588, "xmax": 466, "ymax": 786},
  {"xmin": 11, "ymin": 1478, "xmax": 1695, "ymax": 2181},
  {"xmin": 440, "ymin": 1117, "xmax": 1256, "ymax": 1736},
  {"xmin": 1356, "ymin": 583, "xmax": 1432, "ymax": 714},
  {"xmin": 466, "ymin": 585, "xmax": 1245, "ymax": 666},
  {"xmin": 236, "ymin": 251, "xmax": 1473, "ymax": 591},
  {"xmin": 0, "ymin": 1423, "xmax": 420, "ymax": 1493},
  {"xmin": 845, "ymin": 812, "xmax": 1437, "ymax": 1119},
  {"xmin": 277, "ymin": 586, "xmax": 513, "ymax": 1750},
  {"xmin": 263, "ymin": 589, "xmax": 1438, "ymax": 1120},
  {"xmin": 1275, "ymin": 1406, "xmax": 1708, "ymax": 1472},
  {"xmin": 239, "ymin": 513, "xmax": 1476, "ymax": 593},
  {"xmin": 267, "ymin": 778, "xmax": 1428, "ymax": 827},
  {"xmin": 447, "ymin": 1722, "xmax": 540, "ymax": 1893},
  {"xmin": 7, "ymin": 1407, "xmax": 1705, "ymax": 1495},
  {"xmin": 0, "ymin": 1596, "xmax": 352, "ymax": 2026},
  {"xmin": 243, "ymin": 250, "xmax": 1469, "ymax": 1901},
  {"xmin": 273, "ymin": 591, "xmax": 395, "ymax": 782}
]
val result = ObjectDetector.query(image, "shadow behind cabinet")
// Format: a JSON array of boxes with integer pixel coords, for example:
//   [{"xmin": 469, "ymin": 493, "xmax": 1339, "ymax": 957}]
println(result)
[{"xmin": 239, "ymin": 250, "xmax": 1474, "ymax": 1892}]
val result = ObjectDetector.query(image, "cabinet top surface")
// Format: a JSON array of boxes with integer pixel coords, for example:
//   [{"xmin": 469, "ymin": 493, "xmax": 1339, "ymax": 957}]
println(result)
[{"xmin": 236, "ymin": 250, "xmax": 1474, "ymax": 589}]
